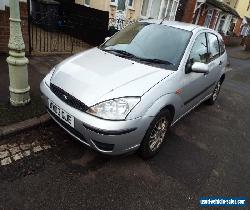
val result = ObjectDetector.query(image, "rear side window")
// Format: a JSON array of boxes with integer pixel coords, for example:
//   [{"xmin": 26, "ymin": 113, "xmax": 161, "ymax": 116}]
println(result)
[
  {"xmin": 207, "ymin": 33, "xmax": 220, "ymax": 61},
  {"xmin": 219, "ymin": 38, "xmax": 226, "ymax": 55}
]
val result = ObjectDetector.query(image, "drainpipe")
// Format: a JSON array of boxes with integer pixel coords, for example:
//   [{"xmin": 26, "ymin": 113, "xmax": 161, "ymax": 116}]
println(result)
[{"xmin": 6, "ymin": 0, "xmax": 30, "ymax": 106}]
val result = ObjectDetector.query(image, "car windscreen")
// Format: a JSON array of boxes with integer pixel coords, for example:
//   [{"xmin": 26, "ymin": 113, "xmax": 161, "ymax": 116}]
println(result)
[{"xmin": 100, "ymin": 22, "xmax": 192, "ymax": 70}]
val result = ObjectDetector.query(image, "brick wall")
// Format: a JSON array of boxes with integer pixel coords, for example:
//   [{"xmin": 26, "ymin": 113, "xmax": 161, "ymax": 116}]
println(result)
[
  {"xmin": 233, "ymin": 18, "xmax": 242, "ymax": 36},
  {"xmin": 0, "ymin": 2, "xmax": 29, "ymax": 54},
  {"xmin": 197, "ymin": 5, "xmax": 207, "ymax": 26},
  {"xmin": 181, "ymin": 0, "xmax": 197, "ymax": 23}
]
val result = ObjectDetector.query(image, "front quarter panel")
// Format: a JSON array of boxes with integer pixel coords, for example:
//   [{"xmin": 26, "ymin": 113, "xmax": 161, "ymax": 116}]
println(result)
[{"xmin": 127, "ymin": 75, "xmax": 184, "ymax": 122}]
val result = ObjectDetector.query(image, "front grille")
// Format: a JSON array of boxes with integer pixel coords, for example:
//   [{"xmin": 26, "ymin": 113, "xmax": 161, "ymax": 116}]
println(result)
[
  {"xmin": 50, "ymin": 83, "xmax": 88, "ymax": 112},
  {"xmin": 47, "ymin": 109, "xmax": 88, "ymax": 145}
]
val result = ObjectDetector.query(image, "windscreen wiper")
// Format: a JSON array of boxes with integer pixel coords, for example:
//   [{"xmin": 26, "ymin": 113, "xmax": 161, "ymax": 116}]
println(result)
[
  {"xmin": 102, "ymin": 49, "xmax": 135, "ymax": 58},
  {"xmin": 135, "ymin": 58, "xmax": 173, "ymax": 65}
]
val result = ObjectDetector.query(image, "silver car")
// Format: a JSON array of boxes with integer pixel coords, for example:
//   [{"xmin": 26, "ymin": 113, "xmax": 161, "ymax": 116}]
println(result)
[{"xmin": 40, "ymin": 20, "xmax": 227, "ymax": 158}]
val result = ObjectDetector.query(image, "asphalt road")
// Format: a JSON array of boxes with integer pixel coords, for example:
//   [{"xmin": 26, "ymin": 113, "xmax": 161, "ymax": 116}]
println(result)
[{"xmin": 0, "ymin": 57, "xmax": 249, "ymax": 210}]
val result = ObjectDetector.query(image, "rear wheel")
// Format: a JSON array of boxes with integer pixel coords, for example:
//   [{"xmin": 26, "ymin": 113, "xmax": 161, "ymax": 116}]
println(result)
[
  {"xmin": 138, "ymin": 109, "xmax": 171, "ymax": 159},
  {"xmin": 206, "ymin": 81, "xmax": 221, "ymax": 105}
]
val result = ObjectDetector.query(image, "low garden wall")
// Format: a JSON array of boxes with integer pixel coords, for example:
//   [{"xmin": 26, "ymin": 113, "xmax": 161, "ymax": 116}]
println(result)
[
  {"xmin": 222, "ymin": 36, "xmax": 242, "ymax": 47},
  {"xmin": 244, "ymin": 37, "xmax": 250, "ymax": 51}
]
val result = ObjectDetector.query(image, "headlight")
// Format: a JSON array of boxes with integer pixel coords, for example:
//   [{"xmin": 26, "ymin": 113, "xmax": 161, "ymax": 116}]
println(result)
[
  {"xmin": 86, "ymin": 97, "xmax": 140, "ymax": 120},
  {"xmin": 44, "ymin": 66, "xmax": 56, "ymax": 87}
]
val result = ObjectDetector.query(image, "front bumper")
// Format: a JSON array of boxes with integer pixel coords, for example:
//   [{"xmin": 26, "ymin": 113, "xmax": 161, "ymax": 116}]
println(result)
[{"xmin": 40, "ymin": 79, "xmax": 153, "ymax": 155}]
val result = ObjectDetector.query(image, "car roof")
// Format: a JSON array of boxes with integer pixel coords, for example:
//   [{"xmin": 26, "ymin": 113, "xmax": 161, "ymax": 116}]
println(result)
[{"xmin": 139, "ymin": 19, "xmax": 208, "ymax": 32}]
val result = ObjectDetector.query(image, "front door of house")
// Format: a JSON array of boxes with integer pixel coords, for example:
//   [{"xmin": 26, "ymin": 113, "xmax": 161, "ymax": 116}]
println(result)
[{"xmin": 116, "ymin": 0, "xmax": 126, "ymax": 20}]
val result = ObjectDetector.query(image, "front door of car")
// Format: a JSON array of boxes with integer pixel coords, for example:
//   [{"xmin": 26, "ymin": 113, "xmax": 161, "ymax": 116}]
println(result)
[
  {"xmin": 179, "ymin": 32, "xmax": 211, "ymax": 114},
  {"xmin": 205, "ymin": 33, "xmax": 223, "ymax": 90}
]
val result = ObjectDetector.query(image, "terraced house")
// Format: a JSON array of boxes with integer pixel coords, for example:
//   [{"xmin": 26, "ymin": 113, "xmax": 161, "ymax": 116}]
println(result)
[
  {"xmin": 75, "ymin": 0, "xmax": 242, "ymax": 35},
  {"xmin": 0, "ymin": 0, "xmax": 245, "ymax": 54},
  {"xmin": 75, "ymin": 0, "xmax": 181, "ymax": 21},
  {"xmin": 181, "ymin": 0, "xmax": 241, "ymax": 35},
  {"xmin": 224, "ymin": 0, "xmax": 250, "ymax": 36}
]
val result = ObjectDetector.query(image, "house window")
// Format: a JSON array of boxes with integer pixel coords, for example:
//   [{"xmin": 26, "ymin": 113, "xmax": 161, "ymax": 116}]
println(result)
[
  {"xmin": 84, "ymin": 0, "xmax": 90, "ymax": 6},
  {"xmin": 150, "ymin": 0, "xmax": 162, "ymax": 19},
  {"xmin": 141, "ymin": 0, "xmax": 150, "ymax": 16},
  {"xmin": 141, "ymin": 0, "xmax": 179, "ymax": 20},
  {"xmin": 204, "ymin": 9, "xmax": 213, "ymax": 27},
  {"xmin": 128, "ymin": 0, "xmax": 133, "ymax": 7},
  {"xmin": 110, "ymin": 0, "xmax": 117, "ymax": 5},
  {"xmin": 117, "ymin": 0, "xmax": 126, "ymax": 11},
  {"xmin": 217, "ymin": 15, "xmax": 226, "ymax": 33}
]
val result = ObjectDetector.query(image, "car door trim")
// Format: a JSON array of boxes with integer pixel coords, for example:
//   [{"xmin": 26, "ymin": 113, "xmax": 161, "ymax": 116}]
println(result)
[{"xmin": 184, "ymin": 82, "xmax": 216, "ymax": 105}]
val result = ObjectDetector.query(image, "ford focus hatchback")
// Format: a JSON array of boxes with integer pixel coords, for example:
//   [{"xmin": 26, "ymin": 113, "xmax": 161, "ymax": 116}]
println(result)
[{"xmin": 40, "ymin": 20, "xmax": 227, "ymax": 158}]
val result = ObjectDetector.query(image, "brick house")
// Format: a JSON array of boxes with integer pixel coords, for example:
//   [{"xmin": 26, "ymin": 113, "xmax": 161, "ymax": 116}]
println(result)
[
  {"xmin": 75, "ymin": 0, "xmax": 240, "ymax": 35},
  {"xmin": 0, "ymin": 0, "xmax": 242, "ymax": 54},
  {"xmin": 75, "ymin": 0, "xmax": 181, "ymax": 21},
  {"xmin": 180, "ymin": 0, "xmax": 240, "ymax": 35}
]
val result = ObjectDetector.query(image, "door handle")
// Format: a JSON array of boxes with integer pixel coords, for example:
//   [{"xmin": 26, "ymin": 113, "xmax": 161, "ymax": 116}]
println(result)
[{"xmin": 219, "ymin": 61, "xmax": 223, "ymax": 66}]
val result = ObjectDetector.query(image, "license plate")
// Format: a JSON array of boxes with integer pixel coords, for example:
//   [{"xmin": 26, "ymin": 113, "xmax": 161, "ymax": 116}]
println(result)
[{"xmin": 48, "ymin": 99, "xmax": 74, "ymax": 128}]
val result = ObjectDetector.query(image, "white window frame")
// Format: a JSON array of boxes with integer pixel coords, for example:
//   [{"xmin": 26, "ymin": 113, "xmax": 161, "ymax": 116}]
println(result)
[
  {"xmin": 193, "ymin": 1, "xmax": 204, "ymax": 24},
  {"xmin": 140, "ymin": 0, "xmax": 179, "ymax": 20},
  {"xmin": 204, "ymin": 9, "xmax": 213, "ymax": 28},
  {"xmin": 127, "ymin": 0, "xmax": 134, "ymax": 8}
]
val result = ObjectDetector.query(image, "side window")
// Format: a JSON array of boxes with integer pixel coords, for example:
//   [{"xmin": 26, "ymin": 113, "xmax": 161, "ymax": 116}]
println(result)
[
  {"xmin": 219, "ymin": 38, "xmax": 226, "ymax": 55},
  {"xmin": 207, "ymin": 33, "xmax": 220, "ymax": 61},
  {"xmin": 189, "ymin": 33, "xmax": 208, "ymax": 64}
]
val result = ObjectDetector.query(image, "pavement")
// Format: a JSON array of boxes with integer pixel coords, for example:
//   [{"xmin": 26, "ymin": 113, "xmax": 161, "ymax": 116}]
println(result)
[
  {"xmin": 0, "ymin": 48, "xmax": 249, "ymax": 209},
  {"xmin": 226, "ymin": 45, "xmax": 250, "ymax": 60},
  {"xmin": 0, "ymin": 54, "xmax": 68, "ymax": 128}
]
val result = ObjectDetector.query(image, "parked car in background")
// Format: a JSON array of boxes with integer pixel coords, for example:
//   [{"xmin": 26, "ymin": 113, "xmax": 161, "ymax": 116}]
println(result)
[{"xmin": 40, "ymin": 20, "xmax": 227, "ymax": 158}]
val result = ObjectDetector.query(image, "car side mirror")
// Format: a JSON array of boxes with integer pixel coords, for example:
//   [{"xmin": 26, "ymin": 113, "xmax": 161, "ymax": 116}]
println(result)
[
  {"xmin": 191, "ymin": 62, "xmax": 209, "ymax": 74},
  {"xmin": 105, "ymin": 37, "xmax": 111, "ymax": 42}
]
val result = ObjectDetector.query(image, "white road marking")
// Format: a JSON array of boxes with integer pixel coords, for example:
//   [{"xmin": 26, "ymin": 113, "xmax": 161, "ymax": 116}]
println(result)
[{"xmin": 0, "ymin": 141, "xmax": 52, "ymax": 166}]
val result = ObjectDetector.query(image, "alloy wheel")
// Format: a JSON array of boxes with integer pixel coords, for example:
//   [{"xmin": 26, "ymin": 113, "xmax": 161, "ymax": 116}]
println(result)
[
  {"xmin": 212, "ymin": 82, "xmax": 221, "ymax": 101},
  {"xmin": 149, "ymin": 117, "xmax": 168, "ymax": 152}
]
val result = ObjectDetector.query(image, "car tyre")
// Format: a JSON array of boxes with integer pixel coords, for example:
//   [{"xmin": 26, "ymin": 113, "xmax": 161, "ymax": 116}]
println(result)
[
  {"xmin": 138, "ymin": 109, "xmax": 171, "ymax": 159},
  {"xmin": 206, "ymin": 81, "xmax": 221, "ymax": 105}
]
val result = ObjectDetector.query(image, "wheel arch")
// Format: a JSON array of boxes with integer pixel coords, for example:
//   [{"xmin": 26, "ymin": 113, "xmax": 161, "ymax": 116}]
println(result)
[
  {"xmin": 141, "ymin": 93, "xmax": 182, "ymax": 122},
  {"xmin": 161, "ymin": 104, "xmax": 175, "ymax": 123},
  {"xmin": 220, "ymin": 74, "xmax": 225, "ymax": 84}
]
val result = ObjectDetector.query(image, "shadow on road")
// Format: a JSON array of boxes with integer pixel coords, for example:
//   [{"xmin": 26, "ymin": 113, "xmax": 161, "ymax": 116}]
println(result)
[{"xmin": 148, "ymin": 130, "xmax": 217, "ymax": 191}]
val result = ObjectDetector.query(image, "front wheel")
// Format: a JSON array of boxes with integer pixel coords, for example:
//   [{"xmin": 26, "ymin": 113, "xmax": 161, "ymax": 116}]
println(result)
[
  {"xmin": 138, "ymin": 109, "xmax": 171, "ymax": 159},
  {"xmin": 206, "ymin": 81, "xmax": 221, "ymax": 105}
]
